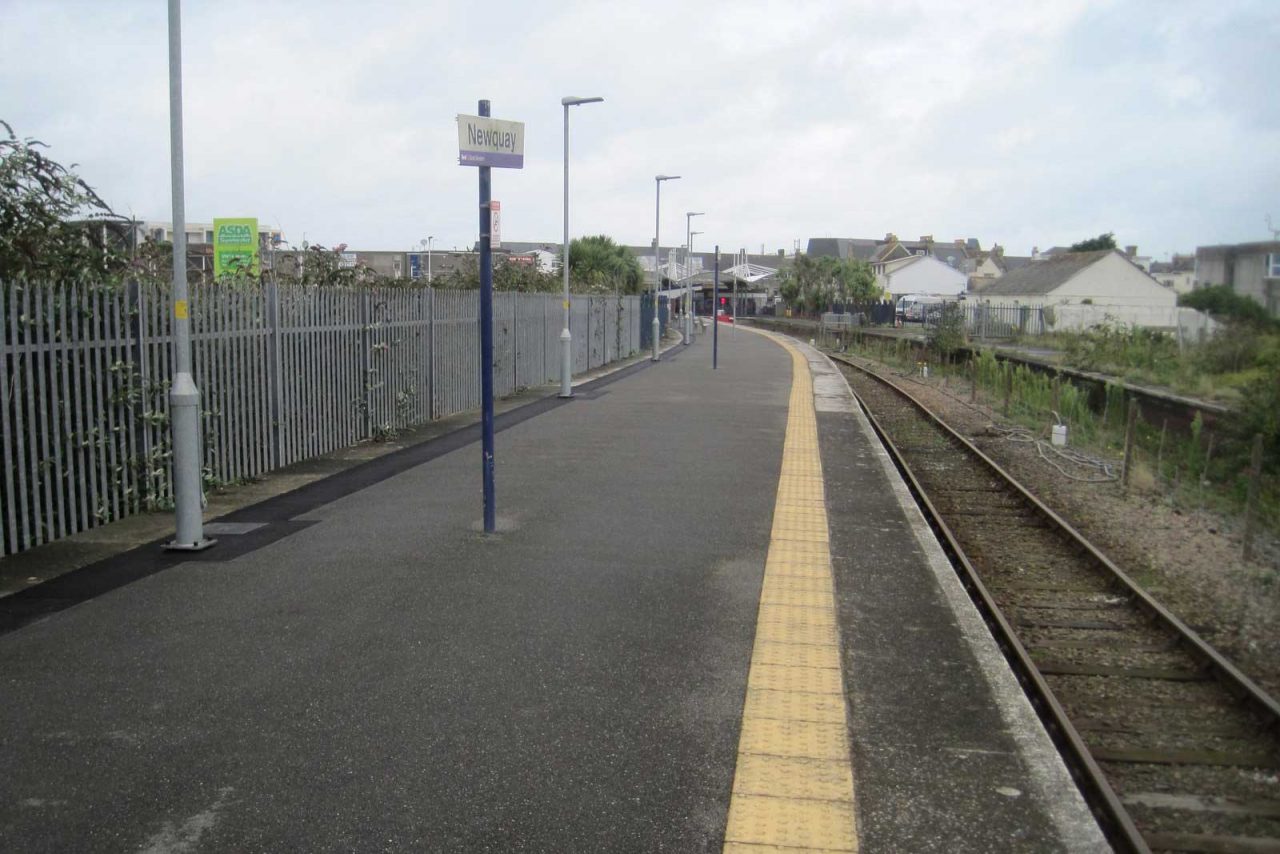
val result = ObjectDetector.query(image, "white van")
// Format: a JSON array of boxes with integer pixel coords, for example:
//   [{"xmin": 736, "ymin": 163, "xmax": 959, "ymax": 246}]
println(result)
[{"xmin": 895, "ymin": 294, "xmax": 944, "ymax": 323}]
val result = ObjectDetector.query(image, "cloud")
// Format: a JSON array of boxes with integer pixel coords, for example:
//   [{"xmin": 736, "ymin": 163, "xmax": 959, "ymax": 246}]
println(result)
[{"xmin": 2, "ymin": 0, "xmax": 1277, "ymax": 258}]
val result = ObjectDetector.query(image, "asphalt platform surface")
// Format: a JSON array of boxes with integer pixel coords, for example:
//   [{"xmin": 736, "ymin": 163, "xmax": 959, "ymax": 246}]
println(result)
[{"xmin": 0, "ymin": 328, "xmax": 1105, "ymax": 852}]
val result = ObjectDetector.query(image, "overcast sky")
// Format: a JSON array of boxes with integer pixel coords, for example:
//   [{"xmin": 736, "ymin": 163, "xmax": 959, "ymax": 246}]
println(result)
[{"xmin": 4, "ymin": 0, "xmax": 1278, "ymax": 260}]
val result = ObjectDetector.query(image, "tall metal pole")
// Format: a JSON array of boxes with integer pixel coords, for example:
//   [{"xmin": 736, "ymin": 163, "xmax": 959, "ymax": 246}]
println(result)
[
  {"xmin": 557, "ymin": 96, "xmax": 603, "ymax": 396},
  {"xmin": 478, "ymin": 99, "xmax": 496, "ymax": 534},
  {"xmin": 684, "ymin": 221, "xmax": 691, "ymax": 345},
  {"xmin": 560, "ymin": 101, "xmax": 574, "ymax": 396},
  {"xmin": 713, "ymin": 246, "xmax": 720, "ymax": 369},
  {"xmin": 652, "ymin": 174, "xmax": 680, "ymax": 361},
  {"xmin": 733, "ymin": 247, "xmax": 741, "ymax": 335},
  {"xmin": 653, "ymin": 180, "xmax": 662, "ymax": 361},
  {"xmin": 684, "ymin": 211, "xmax": 703, "ymax": 345},
  {"xmin": 427, "ymin": 235, "xmax": 433, "ymax": 283},
  {"xmin": 164, "ymin": 0, "xmax": 212, "ymax": 551},
  {"xmin": 691, "ymin": 231, "xmax": 703, "ymax": 336}
]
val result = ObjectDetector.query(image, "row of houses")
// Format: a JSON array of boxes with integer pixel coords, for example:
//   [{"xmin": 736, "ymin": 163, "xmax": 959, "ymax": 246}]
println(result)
[
  {"xmin": 118, "ymin": 217, "xmax": 1277, "ymax": 320},
  {"xmin": 807, "ymin": 233, "xmax": 1280, "ymax": 318}
]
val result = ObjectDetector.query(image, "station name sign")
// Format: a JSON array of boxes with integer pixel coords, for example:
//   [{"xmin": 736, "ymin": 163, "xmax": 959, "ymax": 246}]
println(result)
[{"xmin": 457, "ymin": 115, "xmax": 525, "ymax": 168}]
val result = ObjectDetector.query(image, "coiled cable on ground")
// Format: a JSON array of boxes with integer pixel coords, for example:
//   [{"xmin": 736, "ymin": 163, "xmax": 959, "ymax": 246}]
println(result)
[{"xmin": 985, "ymin": 422, "xmax": 1118, "ymax": 483}]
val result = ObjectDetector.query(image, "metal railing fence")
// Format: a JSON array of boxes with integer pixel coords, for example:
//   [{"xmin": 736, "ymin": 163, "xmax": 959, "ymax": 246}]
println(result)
[
  {"xmin": 959, "ymin": 303, "xmax": 1046, "ymax": 338},
  {"xmin": 0, "ymin": 280, "xmax": 644, "ymax": 557}
]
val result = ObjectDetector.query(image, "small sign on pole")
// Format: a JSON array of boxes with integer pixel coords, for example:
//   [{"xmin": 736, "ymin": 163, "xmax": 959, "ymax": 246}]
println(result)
[{"xmin": 491, "ymin": 200, "xmax": 502, "ymax": 248}]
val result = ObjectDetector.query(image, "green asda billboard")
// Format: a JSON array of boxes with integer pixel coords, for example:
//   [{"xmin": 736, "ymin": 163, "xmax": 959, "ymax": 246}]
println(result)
[{"xmin": 213, "ymin": 217, "xmax": 260, "ymax": 276}]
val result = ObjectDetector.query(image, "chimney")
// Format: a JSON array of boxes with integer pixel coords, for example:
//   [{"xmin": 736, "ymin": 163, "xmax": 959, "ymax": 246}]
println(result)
[
  {"xmin": 884, "ymin": 232, "xmax": 897, "ymax": 243},
  {"xmin": 1125, "ymin": 245, "xmax": 1137, "ymax": 258},
  {"xmin": 919, "ymin": 235, "xmax": 933, "ymax": 244}
]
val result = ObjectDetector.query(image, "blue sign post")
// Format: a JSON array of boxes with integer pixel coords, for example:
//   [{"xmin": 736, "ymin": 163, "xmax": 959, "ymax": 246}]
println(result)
[{"xmin": 458, "ymin": 101, "xmax": 525, "ymax": 534}]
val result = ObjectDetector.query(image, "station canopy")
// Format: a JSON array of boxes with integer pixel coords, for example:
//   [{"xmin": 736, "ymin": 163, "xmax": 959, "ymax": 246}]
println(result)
[
  {"xmin": 720, "ymin": 261, "xmax": 777, "ymax": 283},
  {"xmin": 660, "ymin": 258, "xmax": 778, "ymax": 284}
]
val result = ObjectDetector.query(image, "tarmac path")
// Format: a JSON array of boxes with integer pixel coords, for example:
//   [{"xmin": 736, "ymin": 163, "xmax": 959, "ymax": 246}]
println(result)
[{"xmin": 0, "ymin": 334, "xmax": 792, "ymax": 852}]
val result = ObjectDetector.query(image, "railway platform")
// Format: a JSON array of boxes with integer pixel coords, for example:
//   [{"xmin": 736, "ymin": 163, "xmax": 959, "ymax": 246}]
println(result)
[{"xmin": 0, "ymin": 328, "xmax": 1106, "ymax": 852}]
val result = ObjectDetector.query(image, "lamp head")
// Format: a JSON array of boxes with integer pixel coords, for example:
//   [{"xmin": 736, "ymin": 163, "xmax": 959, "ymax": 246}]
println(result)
[
  {"xmin": 687, "ymin": 211, "xmax": 705, "ymax": 218},
  {"xmin": 656, "ymin": 174, "xmax": 681, "ymax": 182},
  {"xmin": 562, "ymin": 96, "xmax": 605, "ymax": 106}
]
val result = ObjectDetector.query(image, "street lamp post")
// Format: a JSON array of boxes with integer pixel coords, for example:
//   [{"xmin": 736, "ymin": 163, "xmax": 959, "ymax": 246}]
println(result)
[
  {"xmin": 653, "ymin": 174, "xmax": 680, "ymax": 360},
  {"xmin": 684, "ymin": 211, "xmax": 704, "ymax": 344},
  {"xmin": 560, "ymin": 96, "xmax": 604, "ymax": 397},
  {"xmin": 164, "ymin": 0, "xmax": 212, "ymax": 551},
  {"xmin": 690, "ymin": 230, "xmax": 703, "ymax": 332},
  {"xmin": 426, "ymin": 235, "xmax": 433, "ymax": 283}
]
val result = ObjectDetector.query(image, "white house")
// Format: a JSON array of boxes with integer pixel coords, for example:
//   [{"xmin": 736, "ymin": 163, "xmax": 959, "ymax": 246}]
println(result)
[
  {"xmin": 972, "ymin": 249, "xmax": 1176, "ymax": 308},
  {"xmin": 879, "ymin": 254, "xmax": 968, "ymax": 298}
]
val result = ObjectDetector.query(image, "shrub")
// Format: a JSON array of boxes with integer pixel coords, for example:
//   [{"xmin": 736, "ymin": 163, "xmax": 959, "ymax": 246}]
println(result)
[
  {"xmin": 1179, "ymin": 285, "xmax": 1276, "ymax": 329},
  {"xmin": 926, "ymin": 302, "xmax": 965, "ymax": 362}
]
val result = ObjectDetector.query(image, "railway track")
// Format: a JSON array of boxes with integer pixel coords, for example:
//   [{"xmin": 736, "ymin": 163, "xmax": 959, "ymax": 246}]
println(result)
[{"xmin": 831, "ymin": 354, "xmax": 1280, "ymax": 854}]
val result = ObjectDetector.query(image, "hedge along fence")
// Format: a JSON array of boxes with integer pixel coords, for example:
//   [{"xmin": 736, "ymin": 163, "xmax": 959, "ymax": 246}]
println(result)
[{"xmin": 0, "ymin": 280, "xmax": 646, "ymax": 558}]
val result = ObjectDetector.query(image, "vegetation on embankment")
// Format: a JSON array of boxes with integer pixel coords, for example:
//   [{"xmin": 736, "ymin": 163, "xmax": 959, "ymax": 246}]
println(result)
[{"xmin": 838, "ymin": 329, "xmax": 1278, "ymax": 543}]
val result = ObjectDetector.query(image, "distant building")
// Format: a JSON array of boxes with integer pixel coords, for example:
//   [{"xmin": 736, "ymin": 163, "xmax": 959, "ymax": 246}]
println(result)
[
  {"xmin": 1149, "ymin": 254, "xmax": 1196, "ymax": 295},
  {"xmin": 972, "ymin": 249, "xmax": 1176, "ymax": 308},
  {"xmin": 877, "ymin": 254, "xmax": 968, "ymax": 298},
  {"xmin": 134, "ymin": 219, "xmax": 283, "ymax": 248},
  {"xmin": 807, "ymin": 233, "xmax": 982, "ymax": 280},
  {"xmin": 804, "ymin": 237, "xmax": 882, "ymax": 262},
  {"xmin": 1194, "ymin": 241, "xmax": 1280, "ymax": 316}
]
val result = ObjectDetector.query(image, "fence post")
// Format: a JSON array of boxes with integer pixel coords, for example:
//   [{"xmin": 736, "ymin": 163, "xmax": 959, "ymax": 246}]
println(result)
[
  {"xmin": 1122, "ymin": 399, "xmax": 1138, "ymax": 491},
  {"xmin": 359, "ymin": 287, "xmax": 371, "ymax": 439},
  {"xmin": 1002, "ymin": 364, "xmax": 1012, "ymax": 417},
  {"xmin": 0, "ymin": 282, "xmax": 14, "ymax": 555},
  {"xmin": 427, "ymin": 287, "xmax": 435, "ymax": 420},
  {"xmin": 265, "ymin": 278, "xmax": 283, "ymax": 469},
  {"xmin": 969, "ymin": 358, "xmax": 977, "ymax": 404},
  {"xmin": 1243, "ymin": 433, "xmax": 1264, "ymax": 562}
]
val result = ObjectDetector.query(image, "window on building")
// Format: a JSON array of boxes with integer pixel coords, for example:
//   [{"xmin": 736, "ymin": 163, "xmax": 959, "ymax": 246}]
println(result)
[{"xmin": 1268, "ymin": 253, "xmax": 1280, "ymax": 278}]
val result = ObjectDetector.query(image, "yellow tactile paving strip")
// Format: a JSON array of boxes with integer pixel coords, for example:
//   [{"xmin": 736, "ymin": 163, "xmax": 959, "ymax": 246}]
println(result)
[{"xmin": 723, "ymin": 338, "xmax": 858, "ymax": 853}]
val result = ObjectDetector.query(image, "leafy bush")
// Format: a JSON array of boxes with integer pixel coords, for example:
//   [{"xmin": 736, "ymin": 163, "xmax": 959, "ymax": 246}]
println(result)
[
  {"xmin": 1194, "ymin": 322, "xmax": 1273, "ymax": 375},
  {"xmin": 1, "ymin": 120, "xmax": 128, "ymax": 282},
  {"xmin": 776, "ymin": 253, "xmax": 879, "ymax": 314},
  {"xmin": 1069, "ymin": 233, "xmax": 1117, "ymax": 252},
  {"xmin": 1179, "ymin": 285, "xmax": 1276, "ymax": 329},
  {"xmin": 926, "ymin": 302, "xmax": 965, "ymax": 362}
]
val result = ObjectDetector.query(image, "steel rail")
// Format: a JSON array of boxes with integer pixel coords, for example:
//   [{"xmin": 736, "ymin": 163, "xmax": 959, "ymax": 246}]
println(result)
[{"xmin": 832, "ymin": 353, "xmax": 1280, "ymax": 854}]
